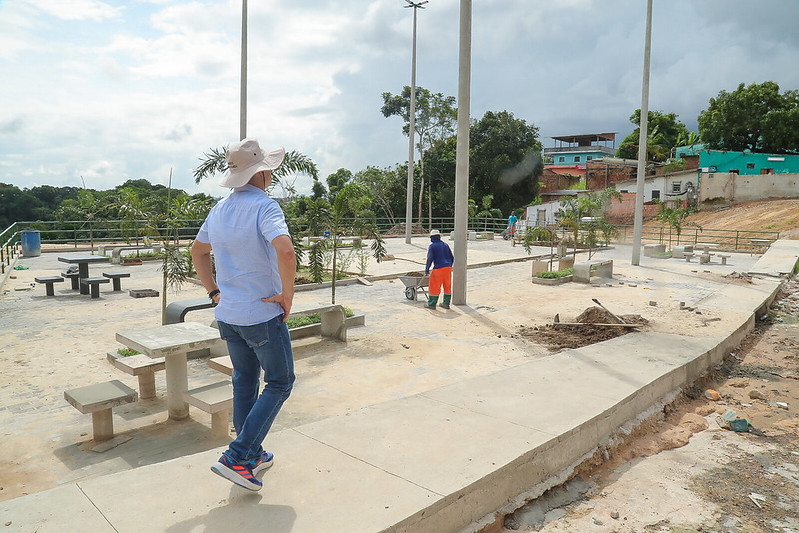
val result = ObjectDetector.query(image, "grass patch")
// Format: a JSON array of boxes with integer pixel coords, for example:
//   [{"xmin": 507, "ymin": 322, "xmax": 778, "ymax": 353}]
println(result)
[
  {"xmin": 536, "ymin": 267, "xmax": 573, "ymax": 279},
  {"xmin": 286, "ymin": 307, "xmax": 354, "ymax": 329},
  {"xmin": 117, "ymin": 347, "xmax": 140, "ymax": 357}
]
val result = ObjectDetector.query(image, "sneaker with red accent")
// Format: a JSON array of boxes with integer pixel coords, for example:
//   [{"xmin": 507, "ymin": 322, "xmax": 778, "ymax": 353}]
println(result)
[
  {"xmin": 250, "ymin": 451, "xmax": 274, "ymax": 477},
  {"xmin": 211, "ymin": 455, "xmax": 262, "ymax": 491}
]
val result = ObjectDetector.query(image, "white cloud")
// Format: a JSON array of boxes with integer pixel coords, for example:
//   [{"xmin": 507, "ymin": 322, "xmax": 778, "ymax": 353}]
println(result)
[{"xmin": 1, "ymin": 0, "xmax": 798, "ymax": 199}]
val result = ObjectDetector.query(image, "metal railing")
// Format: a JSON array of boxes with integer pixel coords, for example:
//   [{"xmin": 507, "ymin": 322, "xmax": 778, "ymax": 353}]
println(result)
[
  {"xmin": 614, "ymin": 225, "xmax": 780, "ymax": 251},
  {"xmin": 2, "ymin": 217, "xmax": 780, "ymax": 260}
]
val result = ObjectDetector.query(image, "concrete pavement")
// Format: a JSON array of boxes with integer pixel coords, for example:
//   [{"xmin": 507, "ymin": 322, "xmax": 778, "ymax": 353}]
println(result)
[{"xmin": 1, "ymin": 237, "xmax": 797, "ymax": 532}]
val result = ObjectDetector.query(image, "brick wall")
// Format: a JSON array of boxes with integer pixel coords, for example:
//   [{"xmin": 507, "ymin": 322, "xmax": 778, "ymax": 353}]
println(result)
[
  {"xmin": 605, "ymin": 192, "xmax": 659, "ymax": 224},
  {"xmin": 539, "ymin": 168, "xmax": 582, "ymax": 192},
  {"xmin": 586, "ymin": 161, "xmax": 637, "ymax": 190}
]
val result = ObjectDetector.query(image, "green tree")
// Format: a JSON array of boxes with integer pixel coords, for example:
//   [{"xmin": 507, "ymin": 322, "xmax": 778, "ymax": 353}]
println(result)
[
  {"xmin": 616, "ymin": 110, "xmax": 690, "ymax": 162},
  {"xmin": 469, "ymin": 110, "xmax": 543, "ymax": 216},
  {"xmin": 698, "ymin": 81, "xmax": 799, "ymax": 154},
  {"xmin": 473, "ymin": 194, "xmax": 502, "ymax": 231},
  {"xmin": 326, "ymin": 168, "xmax": 353, "ymax": 204},
  {"xmin": 381, "ymin": 86, "xmax": 457, "ymax": 223},
  {"xmin": 192, "ymin": 146, "xmax": 319, "ymax": 192},
  {"xmin": 654, "ymin": 201, "xmax": 700, "ymax": 247},
  {"xmin": 353, "ymin": 165, "xmax": 406, "ymax": 225}
]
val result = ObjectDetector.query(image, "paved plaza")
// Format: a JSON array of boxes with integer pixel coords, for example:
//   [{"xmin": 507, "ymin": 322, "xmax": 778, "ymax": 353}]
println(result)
[{"xmin": 0, "ymin": 236, "xmax": 797, "ymax": 532}]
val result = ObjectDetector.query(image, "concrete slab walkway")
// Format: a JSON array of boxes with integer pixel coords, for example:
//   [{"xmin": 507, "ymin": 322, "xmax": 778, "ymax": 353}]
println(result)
[{"xmin": 1, "ymin": 238, "xmax": 797, "ymax": 533}]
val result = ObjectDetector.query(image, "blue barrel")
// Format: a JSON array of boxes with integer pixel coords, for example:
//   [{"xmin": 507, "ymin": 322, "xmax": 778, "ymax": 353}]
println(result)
[{"xmin": 20, "ymin": 230, "xmax": 42, "ymax": 257}]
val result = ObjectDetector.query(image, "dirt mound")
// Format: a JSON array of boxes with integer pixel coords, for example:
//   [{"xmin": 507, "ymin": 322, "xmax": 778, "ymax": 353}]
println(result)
[
  {"xmin": 643, "ymin": 198, "xmax": 799, "ymax": 238},
  {"xmin": 518, "ymin": 306, "xmax": 648, "ymax": 351}
]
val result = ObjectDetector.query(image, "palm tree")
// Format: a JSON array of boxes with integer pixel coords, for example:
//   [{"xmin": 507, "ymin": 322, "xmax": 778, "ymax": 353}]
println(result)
[{"xmin": 192, "ymin": 146, "xmax": 319, "ymax": 189}]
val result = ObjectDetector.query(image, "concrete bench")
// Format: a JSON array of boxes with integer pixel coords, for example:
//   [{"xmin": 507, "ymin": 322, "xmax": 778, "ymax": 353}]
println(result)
[
  {"xmin": 107, "ymin": 352, "xmax": 165, "ymax": 399},
  {"xmin": 699, "ymin": 253, "xmax": 714, "ymax": 265},
  {"xmin": 717, "ymin": 253, "xmax": 731, "ymax": 265},
  {"xmin": 291, "ymin": 304, "xmax": 348, "ymax": 341},
  {"xmin": 684, "ymin": 252, "xmax": 695, "ymax": 262},
  {"xmin": 103, "ymin": 271, "xmax": 131, "ymax": 291},
  {"xmin": 35, "ymin": 275, "xmax": 64, "ymax": 296},
  {"xmin": 80, "ymin": 277, "xmax": 110, "ymax": 298},
  {"xmin": 110, "ymin": 244, "xmax": 163, "ymax": 264},
  {"xmin": 475, "ymin": 231, "xmax": 495, "ymax": 240},
  {"xmin": 165, "ymin": 297, "xmax": 215, "ymax": 325},
  {"xmin": 61, "ymin": 271, "xmax": 80, "ymax": 290},
  {"xmin": 671, "ymin": 244, "xmax": 693, "ymax": 259},
  {"xmin": 64, "ymin": 380, "xmax": 138, "ymax": 441},
  {"xmin": 573, "ymin": 259, "xmax": 613, "ymax": 283},
  {"xmin": 183, "ymin": 381, "xmax": 233, "ymax": 437},
  {"xmin": 643, "ymin": 244, "xmax": 666, "ymax": 257},
  {"xmin": 209, "ymin": 355, "xmax": 233, "ymax": 376}
]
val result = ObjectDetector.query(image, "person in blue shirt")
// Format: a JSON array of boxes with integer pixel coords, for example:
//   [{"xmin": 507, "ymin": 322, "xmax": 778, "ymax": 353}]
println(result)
[
  {"xmin": 507, "ymin": 212, "xmax": 518, "ymax": 237},
  {"xmin": 191, "ymin": 138, "xmax": 296, "ymax": 492},
  {"xmin": 424, "ymin": 229, "xmax": 454, "ymax": 309}
]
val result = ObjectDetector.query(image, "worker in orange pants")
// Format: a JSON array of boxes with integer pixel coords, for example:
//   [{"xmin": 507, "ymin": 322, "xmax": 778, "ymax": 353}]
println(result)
[{"xmin": 424, "ymin": 229, "xmax": 454, "ymax": 309}]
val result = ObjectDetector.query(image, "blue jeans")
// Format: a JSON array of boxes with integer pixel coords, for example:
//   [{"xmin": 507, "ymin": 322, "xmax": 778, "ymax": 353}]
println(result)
[{"xmin": 217, "ymin": 315, "xmax": 295, "ymax": 463}]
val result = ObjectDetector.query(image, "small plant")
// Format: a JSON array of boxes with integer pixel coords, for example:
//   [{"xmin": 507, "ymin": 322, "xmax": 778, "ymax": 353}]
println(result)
[
  {"xmin": 286, "ymin": 307, "xmax": 354, "ymax": 329},
  {"xmin": 536, "ymin": 267, "xmax": 573, "ymax": 279},
  {"xmin": 117, "ymin": 347, "xmax": 140, "ymax": 357}
]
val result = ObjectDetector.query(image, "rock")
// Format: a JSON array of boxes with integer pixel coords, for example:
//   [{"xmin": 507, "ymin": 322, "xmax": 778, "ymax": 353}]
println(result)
[
  {"xmin": 610, "ymin": 510, "xmax": 620, "ymax": 519},
  {"xmin": 729, "ymin": 377, "xmax": 749, "ymax": 388},
  {"xmin": 678, "ymin": 412, "xmax": 709, "ymax": 433},
  {"xmin": 749, "ymin": 390, "xmax": 767, "ymax": 400}
]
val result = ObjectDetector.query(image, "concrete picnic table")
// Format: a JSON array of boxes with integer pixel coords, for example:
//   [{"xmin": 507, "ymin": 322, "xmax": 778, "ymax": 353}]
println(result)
[
  {"xmin": 57, "ymin": 254, "xmax": 110, "ymax": 294},
  {"xmin": 695, "ymin": 242, "xmax": 719, "ymax": 255},
  {"xmin": 115, "ymin": 322, "xmax": 224, "ymax": 420}
]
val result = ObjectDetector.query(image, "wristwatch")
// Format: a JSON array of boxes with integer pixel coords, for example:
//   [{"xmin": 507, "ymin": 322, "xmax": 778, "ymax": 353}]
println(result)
[{"xmin": 208, "ymin": 288, "xmax": 220, "ymax": 301}]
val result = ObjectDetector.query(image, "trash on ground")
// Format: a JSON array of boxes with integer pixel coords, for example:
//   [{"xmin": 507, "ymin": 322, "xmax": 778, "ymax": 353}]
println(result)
[
  {"xmin": 749, "ymin": 493, "xmax": 766, "ymax": 509},
  {"xmin": 704, "ymin": 389, "xmax": 721, "ymax": 401},
  {"xmin": 729, "ymin": 419, "xmax": 750, "ymax": 432},
  {"xmin": 13, "ymin": 265, "xmax": 29, "ymax": 270}
]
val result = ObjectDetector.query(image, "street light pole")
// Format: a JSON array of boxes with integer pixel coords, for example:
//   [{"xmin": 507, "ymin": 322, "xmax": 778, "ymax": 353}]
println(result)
[
  {"xmin": 240, "ymin": 0, "xmax": 248, "ymax": 140},
  {"xmin": 632, "ymin": 0, "xmax": 653, "ymax": 265},
  {"xmin": 452, "ymin": 0, "xmax": 471, "ymax": 305},
  {"xmin": 403, "ymin": 0, "xmax": 428, "ymax": 244}
]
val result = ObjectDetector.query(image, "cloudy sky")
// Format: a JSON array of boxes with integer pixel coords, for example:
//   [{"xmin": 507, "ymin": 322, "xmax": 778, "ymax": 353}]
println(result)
[{"xmin": 1, "ymin": 0, "xmax": 798, "ymax": 198}]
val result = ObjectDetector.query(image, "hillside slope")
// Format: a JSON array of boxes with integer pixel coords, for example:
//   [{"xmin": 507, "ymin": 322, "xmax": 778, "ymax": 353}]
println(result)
[{"xmin": 645, "ymin": 198, "xmax": 799, "ymax": 239}]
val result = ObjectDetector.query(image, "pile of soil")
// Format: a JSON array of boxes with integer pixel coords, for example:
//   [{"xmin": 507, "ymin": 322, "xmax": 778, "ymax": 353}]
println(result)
[{"xmin": 518, "ymin": 306, "xmax": 648, "ymax": 351}]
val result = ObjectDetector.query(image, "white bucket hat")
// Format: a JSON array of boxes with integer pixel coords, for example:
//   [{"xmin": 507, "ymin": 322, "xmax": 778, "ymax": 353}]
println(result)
[
  {"xmin": 429, "ymin": 229, "xmax": 440, "ymax": 237},
  {"xmin": 219, "ymin": 138, "xmax": 285, "ymax": 188}
]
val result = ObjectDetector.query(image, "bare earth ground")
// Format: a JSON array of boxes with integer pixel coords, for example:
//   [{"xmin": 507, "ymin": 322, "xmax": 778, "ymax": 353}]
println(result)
[
  {"xmin": 494, "ymin": 297, "xmax": 799, "ymax": 528},
  {"xmin": 488, "ymin": 199, "xmax": 799, "ymax": 533}
]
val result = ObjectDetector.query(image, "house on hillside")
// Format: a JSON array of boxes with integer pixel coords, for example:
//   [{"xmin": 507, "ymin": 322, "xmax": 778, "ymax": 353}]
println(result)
[{"xmin": 544, "ymin": 133, "xmax": 617, "ymax": 179}]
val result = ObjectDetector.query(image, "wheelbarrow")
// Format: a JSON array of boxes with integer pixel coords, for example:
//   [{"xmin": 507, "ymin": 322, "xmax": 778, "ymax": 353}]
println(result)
[{"xmin": 399, "ymin": 274, "xmax": 429, "ymax": 301}]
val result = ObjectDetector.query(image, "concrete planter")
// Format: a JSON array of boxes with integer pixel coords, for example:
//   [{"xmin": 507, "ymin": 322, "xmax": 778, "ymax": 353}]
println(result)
[{"xmin": 531, "ymin": 275, "xmax": 573, "ymax": 286}]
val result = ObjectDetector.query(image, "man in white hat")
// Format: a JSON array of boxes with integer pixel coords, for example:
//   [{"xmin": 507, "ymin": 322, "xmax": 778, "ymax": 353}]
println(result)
[
  {"xmin": 190, "ymin": 137, "xmax": 296, "ymax": 491},
  {"xmin": 424, "ymin": 229, "xmax": 454, "ymax": 309}
]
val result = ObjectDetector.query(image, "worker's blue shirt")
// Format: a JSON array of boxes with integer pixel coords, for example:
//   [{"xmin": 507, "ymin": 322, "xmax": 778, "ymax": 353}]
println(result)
[
  {"xmin": 425, "ymin": 237, "xmax": 454, "ymax": 273},
  {"xmin": 195, "ymin": 185, "xmax": 289, "ymax": 326}
]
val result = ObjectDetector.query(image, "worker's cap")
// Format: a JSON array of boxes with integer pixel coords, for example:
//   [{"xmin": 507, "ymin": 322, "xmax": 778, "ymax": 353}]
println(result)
[{"xmin": 429, "ymin": 229, "xmax": 440, "ymax": 237}]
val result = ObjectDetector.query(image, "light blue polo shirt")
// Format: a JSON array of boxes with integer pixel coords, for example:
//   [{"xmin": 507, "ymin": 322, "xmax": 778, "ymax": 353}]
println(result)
[{"xmin": 195, "ymin": 185, "xmax": 289, "ymax": 326}]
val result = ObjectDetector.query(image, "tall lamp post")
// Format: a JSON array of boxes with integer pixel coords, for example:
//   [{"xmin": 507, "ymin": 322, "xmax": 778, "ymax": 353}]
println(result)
[
  {"xmin": 403, "ymin": 0, "xmax": 428, "ymax": 244},
  {"xmin": 240, "ymin": 0, "xmax": 248, "ymax": 140},
  {"xmin": 452, "ymin": 0, "xmax": 471, "ymax": 304},
  {"xmin": 632, "ymin": 0, "xmax": 653, "ymax": 265}
]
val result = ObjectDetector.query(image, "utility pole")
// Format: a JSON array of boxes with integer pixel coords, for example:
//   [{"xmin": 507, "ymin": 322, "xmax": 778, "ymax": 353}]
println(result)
[
  {"xmin": 632, "ymin": 0, "xmax": 653, "ymax": 266},
  {"xmin": 403, "ymin": 1, "xmax": 428, "ymax": 244},
  {"xmin": 240, "ymin": 0, "xmax": 248, "ymax": 140},
  {"xmin": 452, "ymin": 0, "xmax": 471, "ymax": 305}
]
